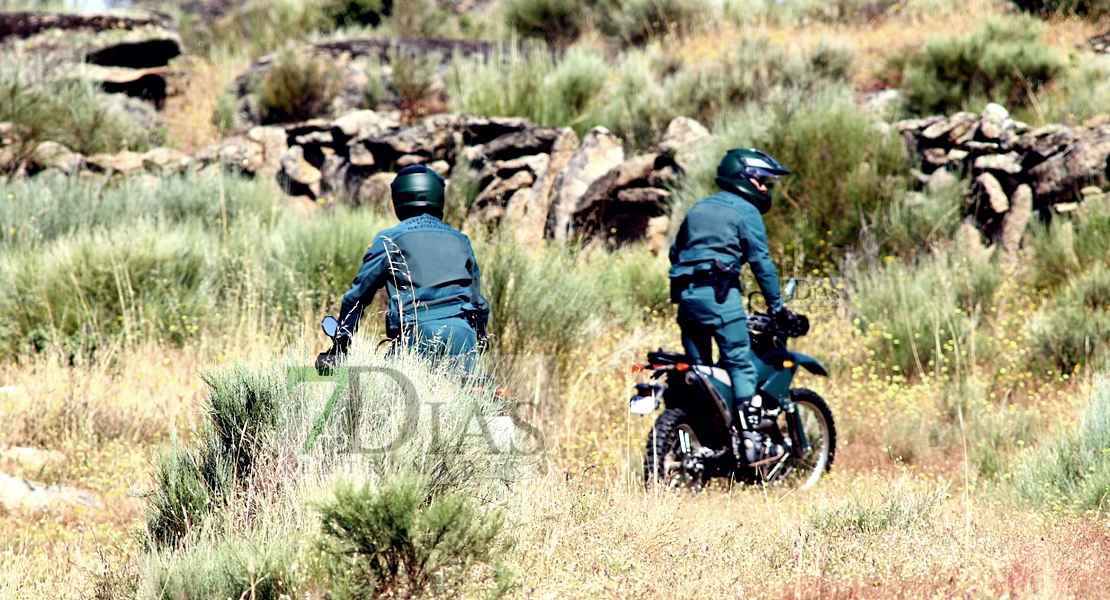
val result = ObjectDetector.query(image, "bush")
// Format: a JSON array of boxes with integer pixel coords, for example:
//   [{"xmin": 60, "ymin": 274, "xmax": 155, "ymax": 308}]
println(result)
[
  {"xmin": 0, "ymin": 57, "xmax": 152, "ymax": 165},
  {"xmin": 323, "ymin": 0, "xmax": 389, "ymax": 28},
  {"xmin": 258, "ymin": 46, "xmax": 342, "ymax": 124},
  {"xmin": 1008, "ymin": 0, "xmax": 1110, "ymax": 15},
  {"xmin": 893, "ymin": 16, "xmax": 1066, "ymax": 115},
  {"xmin": 144, "ymin": 445, "xmax": 211, "ymax": 549},
  {"xmin": 316, "ymin": 480, "xmax": 513, "ymax": 599},
  {"xmin": 597, "ymin": 0, "xmax": 714, "ymax": 46},
  {"xmin": 150, "ymin": 530, "xmax": 299, "ymax": 600},
  {"xmin": 809, "ymin": 479, "xmax": 947, "ymax": 535},
  {"xmin": 848, "ymin": 252, "xmax": 971, "ymax": 376},
  {"xmin": 1028, "ymin": 202, "xmax": 1110, "ymax": 291},
  {"xmin": 882, "ymin": 185, "xmax": 964, "ymax": 255},
  {"xmin": 389, "ymin": 51, "xmax": 440, "ymax": 107},
  {"xmin": 1029, "ymin": 266, "xmax": 1110, "ymax": 371},
  {"xmin": 1016, "ymin": 375, "xmax": 1110, "ymax": 511},
  {"xmin": 504, "ymin": 0, "xmax": 590, "ymax": 47}
]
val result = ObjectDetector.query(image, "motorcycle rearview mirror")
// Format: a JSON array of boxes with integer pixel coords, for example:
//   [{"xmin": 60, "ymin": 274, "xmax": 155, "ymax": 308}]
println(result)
[
  {"xmin": 784, "ymin": 277, "xmax": 797, "ymax": 301},
  {"xmin": 321, "ymin": 316, "xmax": 339, "ymax": 338}
]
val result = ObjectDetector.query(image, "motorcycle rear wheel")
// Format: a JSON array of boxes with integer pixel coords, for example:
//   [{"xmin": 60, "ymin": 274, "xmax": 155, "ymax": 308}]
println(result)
[
  {"xmin": 643, "ymin": 408, "xmax": 709, "ymax": 490},
  {"xmin": 769, "ymin": 388, "xmax": 836, "ymax": 489}
]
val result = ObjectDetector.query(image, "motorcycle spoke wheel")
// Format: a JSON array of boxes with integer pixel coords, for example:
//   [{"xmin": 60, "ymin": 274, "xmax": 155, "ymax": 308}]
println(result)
[
  {"xmin": 644, "ymin": 409, "xmax": 708, "ymax": 491},
  {"xmin": 771, "ymin": 389, "xmax": 836, "ymax": 489}
]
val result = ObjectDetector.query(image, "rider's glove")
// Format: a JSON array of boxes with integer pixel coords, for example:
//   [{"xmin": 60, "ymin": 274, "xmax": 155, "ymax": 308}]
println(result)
[{"xmin": 772, "ymin": 309, "xmax": 809, "ymax": 336}]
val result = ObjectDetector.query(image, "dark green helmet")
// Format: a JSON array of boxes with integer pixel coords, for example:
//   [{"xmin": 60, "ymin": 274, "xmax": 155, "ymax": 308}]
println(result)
[
  {"xmin": 391, "ymin": 164, "xmax": 446, "ymax": 220},
  {"xmin": 715, "ymin": 148, "xmax": 790, "ymax": 214}
]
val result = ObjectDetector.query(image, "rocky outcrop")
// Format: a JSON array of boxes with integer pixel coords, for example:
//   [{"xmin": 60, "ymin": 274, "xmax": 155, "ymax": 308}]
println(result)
[
  {"xmin": 0, "ymin": 10, "xmax": 182, "ymax": 106},
  {"xmin": 896, "ymin": 103, "xmax": 1110, "ymax": 241},
  {"xmin": 1, "ymin": 112, "xmax": 690, "ymax": 246}
]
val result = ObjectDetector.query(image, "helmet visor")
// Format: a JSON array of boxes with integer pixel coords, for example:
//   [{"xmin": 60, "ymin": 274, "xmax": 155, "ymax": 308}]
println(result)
[{"xmin": 741, "ymin": 166, "xmax": 783, "ymax": 191}]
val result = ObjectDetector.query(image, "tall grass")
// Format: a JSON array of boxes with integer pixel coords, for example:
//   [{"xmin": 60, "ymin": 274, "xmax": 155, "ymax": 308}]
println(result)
[{"xmin": 1016, "ymin": 375, "xmax": 1110, "ymax": 512}]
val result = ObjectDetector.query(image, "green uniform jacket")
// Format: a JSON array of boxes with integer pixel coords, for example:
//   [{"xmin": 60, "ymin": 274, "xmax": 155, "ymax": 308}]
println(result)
[
  {"xmin": 669, "ymin": 190, "xmax": 784, "ymax": 325},
  {"xmin": 338, "ymin": 214, "xmax": 490, "ymax": 336}
]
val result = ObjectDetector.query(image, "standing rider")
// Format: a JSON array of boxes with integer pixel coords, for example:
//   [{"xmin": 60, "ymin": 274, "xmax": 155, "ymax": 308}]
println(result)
[
  {"xmin": 668, "ymin": 148, "xmax": 800, "ymax": 464},
  {"xmin": 318, "ymin": 164, "xmax": 490, "ymax": 368}
]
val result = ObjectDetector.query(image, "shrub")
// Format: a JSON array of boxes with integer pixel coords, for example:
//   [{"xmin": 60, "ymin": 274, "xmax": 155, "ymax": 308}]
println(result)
[
  {"xmin": 893, "ymin": 16, "xmax": 1066, "ymax": 115},
  {"xmin": 1029, "ymin": 266, "xmax": 1110, "ymax": 371},
  {"xmin": 1016, "ymin": 375, "xmax": 1110, "ymax": 511},
  {"xmin": 809, "ymin": 479, "xmax": 947, "ymax": 536},
  {"xmin": 504, "ymin": 0, "xmax": 591, "ymax": 47},
  {"xmin": 389, "ymin": 51, "xmax": 440, "ymax": 107},
  {"xmin": 1028, "ymin": 202, "xmax": 1110, "ymax": 291},
  {"xmin": 316, "ymin": 480, "xmax": 513, "ymax": 599},
  {"xmin": 144, "ymin": 445, "xmax": 211, "ymax": 549},
  {"xmin": 0, "ymin": 57, "xmax": 151, "ymax": 165},
  {"xmin": 150, "ymin": 530, "xmax": 299, "ymax": 600},
  {"xmin": 1008, "ymin": 0, "xmax": 1110, "ymax": 15},
  {"xmin": 379, "ymin": 0, "xmax": 452, "ymax": 38},
  {"xmin": 848, "ymin": 252, "xmax": 972, "ymax": 376},
  {"xmin": 597, "ymin": 0, "xmax": 714, "ymax": 46},
  {"xmin": 258, "ymin": 46, "xmax": 342, "ymax": 124},
  {"xmin": 323, "ymin": 0, "xmax": 388, "ymax": 28},
  {"xmin": 882, "ymin": 185, "xmax": 964, "ymax": 255}
]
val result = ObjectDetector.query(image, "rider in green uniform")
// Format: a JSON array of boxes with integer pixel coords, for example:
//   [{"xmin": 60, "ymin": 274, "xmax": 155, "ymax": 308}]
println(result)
[
  {"xmin": 318, "ymin": 165, "xmax": 490, "ymax": 368},
  {"xmin": 669, "ymin": 148, "xmax": 800, "ymax": 462}
]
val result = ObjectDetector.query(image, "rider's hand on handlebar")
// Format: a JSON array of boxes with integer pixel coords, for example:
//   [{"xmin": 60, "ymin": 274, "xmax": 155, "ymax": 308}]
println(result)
[{"xmin": 772, "ymin": 308, "xmax": 809, "ymax": 336}]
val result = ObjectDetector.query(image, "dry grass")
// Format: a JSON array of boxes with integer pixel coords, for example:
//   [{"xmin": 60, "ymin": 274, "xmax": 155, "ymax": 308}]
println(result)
[{"xmin": 162, "ymin": 50, "xmax": 252, "ymax": 153}]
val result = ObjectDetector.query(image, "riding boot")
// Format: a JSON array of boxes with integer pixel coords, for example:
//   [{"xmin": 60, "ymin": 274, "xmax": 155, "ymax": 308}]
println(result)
[{"xmin": 733, "ymin": 395, "xmax": 763, "ymax": 430}]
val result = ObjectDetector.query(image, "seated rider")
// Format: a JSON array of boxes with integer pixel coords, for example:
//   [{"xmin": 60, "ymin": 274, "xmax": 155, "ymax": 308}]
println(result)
[
  {"xmin": 668, "ymin": 148, "xmax": 801, "ymax": 464},
  {"xmin": 318, "ymin": 164, "xmax": 490, "ymax": 367}
]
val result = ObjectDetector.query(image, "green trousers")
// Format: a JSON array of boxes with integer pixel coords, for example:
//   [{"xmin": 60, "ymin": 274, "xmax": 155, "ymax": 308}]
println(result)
[
  {"xmin": 397, "ymin": 317, "xmax": 478, "ymax": 372},
  {"xmin": 679, "ymin": 317, "xmax": 757, "ymax": 407}
]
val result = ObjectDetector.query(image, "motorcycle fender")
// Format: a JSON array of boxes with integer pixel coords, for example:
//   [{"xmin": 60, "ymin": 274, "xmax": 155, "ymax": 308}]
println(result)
[{"xmin": 791, "ymin": 352, "xmax": 828, "ymax": 377}]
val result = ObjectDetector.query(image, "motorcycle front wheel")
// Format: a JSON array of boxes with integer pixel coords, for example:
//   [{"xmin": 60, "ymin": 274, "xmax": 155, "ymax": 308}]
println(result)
[
  {"xmin": 643, "ymin": 408, "xmax": 709, "ymax": 490},
  {"xmin": 769, "ymin": 388, "xmax": 836, "ymax": 489}
]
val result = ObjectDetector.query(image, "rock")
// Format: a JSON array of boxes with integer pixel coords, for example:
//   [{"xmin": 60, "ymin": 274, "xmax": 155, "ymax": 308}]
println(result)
[
  {"xmin": 978, "ymin": 103, "xmax": 1010, "ymax": 140},
  {"xmin": 280, "ymin": 145, "xmax": 323, "ymax": 197},
  {"xmin": 1081, "ymin": 185, "xmax": 1104, "ymax": 197},
  {"xmin": 1001, "ymin": 184, "xmax": 1033, "ymax": 262},
  {"xmin": 922, "ymin": 147, "xmax": 948, "ymax": 169},
  {"xmin": 86, "ymin": 150, "xmax": 144, "ymax": 174},
  {"xmin": 427, "ymin": 160, "xmax": 450, "ymax": 176},
  {"xmin": 30, "ymin": 141, "xmax": 82, "ymax": 172},
  {"xmin": 514, "ymin": 127, "xmax": 579, "ymax": 247},
  {"xmin": 859, "ymin": 89, "xmax": 903, "ymax": 119},
  {"xmin": 1055, "ymin": 202, "xmax": 1080, "ymax": 213},
  {"xmin": 472, "ymin": 169, "xmax": 536, "ymax": 222},
  {"xmin": 332, "ymin": 109, "xmax": 398, "ymax": 140},
  {"xmin": 646, "ymin": 215, "xmax": 670, "ymax": 256},
  {"xmin": 0, "ymin": 445, "xmax": 65, "ymax": 473},
  {"xmin": 547, "ymin": 127, "xmax": 625, "ymax": 242},
  {"xmin": 615, "ymin": 153, "xmax": 661, "ymax": 188},
  {"xmin": 0, "ymin": 472, "xmax": 98, "ymax": 511},
  {"xmin": 320, "ymin": 154, "xmax": 349, "ymax": 199},
  {"xmin": 1028, "ymin": 133, "xmax": 1110, "ymax": 204},
  {"xmin": 348, "ymin": 141, "xmax": 377, "ymax": 167},
  {"xmin": 975, "ymin": 172, "xmax": 1009, "ymax": 213},
  {"xmin": 946, "ymin": 148, "xmax": 969, "ymax": 164},
  {"xmin": 475, "ymin": 127, "xmax": 567, "ymax": 165},
  {"xmin": 921, "ymin": 112, "xmax": 978, "ymax": 143},
  {"xmin": 963, "ymin": 141, "xmax": 1000, "ymax": 152},
  {"xmin": 927, "ymin": 167, "xmax": 959, "ymax": 193},
  {"xmin": 245, "ymin": 126, "xmax": 288, "ymax": 177},
  {"xmin": 659, "ymin": 116, "xmax": 710, "ymax": 167},
  {"xmin": 355, "ymin": 172, "xmax": 395, "ymax": 210},
  {"xmin": 974, "ymin": 152, "xmax": 1023, "ymax": 175},
  {"xmin": 395, "ymin": 154, "xmax": 426, "ymax": 168},
  {"xmin": 141, "ymin": 147, "xmax": 186, "ymax": 173}
]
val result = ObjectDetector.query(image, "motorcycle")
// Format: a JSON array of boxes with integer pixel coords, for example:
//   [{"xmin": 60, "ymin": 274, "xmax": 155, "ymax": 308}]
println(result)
[{"xmin": 632, "ymin": 278, "xmax": 836, "ymax": 490}]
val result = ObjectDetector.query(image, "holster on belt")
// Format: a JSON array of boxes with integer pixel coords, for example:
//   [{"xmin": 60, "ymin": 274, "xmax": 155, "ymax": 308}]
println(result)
[{"xmin": 670, "ymin": 259, "xmax": 741, "ymax": 304}]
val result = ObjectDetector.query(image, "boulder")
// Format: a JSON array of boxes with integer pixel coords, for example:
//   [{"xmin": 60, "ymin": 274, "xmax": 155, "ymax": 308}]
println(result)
[
  {"xmin": 658, "ymin": 116, "xmax": 710, "ymax": 168},
  {"xmin": 546, "ymin": 127, "xmax": 625, "ymax": 242},
  {"xmin": 245, "ymin": 126, "xmax": 288, "ymax": 177},
  {"xmin": 974, "ymin": 152, "xmax": 1023, "ymax": 175},
  {"xmin": 977, "ymin": 103, "xmax": 1010, "ymax": 140},
  {"xmin": 513, "ymin": 127, "xmax": 579, "ymax": 247},
  {"xmin": 332, "ymin": 109, "xmax": 398, "ymax": 140},
  {"xmin": 141, "ymin": 147, "xmax": 186, "ymax": 174},
  {"xmin": 356, "ymin": 172, "xmax": 396, "ymax": 210},
  {"xmin": 974, "ymin": 172, "xmax": 1009, "ymax": 214},
  {"xmin": 921, "ymin": 111, "xmax": 978, "ymax": 144},
  {"xmin": 568, "ymin": 153, "xmax": 679, "ymax": 245},
  {"xmin": 0, "ymin": 472, "xmax": 98, "ymax": 511},
  {"xmin": 1001, "ymin": 184, "xmax": 1033, "ymax": 262},
  {"xmin": 280, "ymin": 145, "xmax": 323, "ymax": 197},
  {"xmin": 29, "ymin": 141, "xmax": 83, "ymax": 173},
  {"xmin": 86, "ymin": 150, "xmax": 144, "ymax": 174},
  {"xmin": 1028, "ymin": 132, "xmax": 1110, "ymax": 204}
]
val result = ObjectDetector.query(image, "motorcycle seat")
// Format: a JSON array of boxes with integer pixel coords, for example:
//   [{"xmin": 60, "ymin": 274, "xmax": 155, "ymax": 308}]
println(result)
[{"xmin": 647, "ymin": 350, "xmax": 698, "ymax": 365}]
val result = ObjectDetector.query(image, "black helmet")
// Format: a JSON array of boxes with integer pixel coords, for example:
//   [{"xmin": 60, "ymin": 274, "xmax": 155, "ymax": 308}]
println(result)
[
  {"xmin": 391, "ymin": 164, "xmax": 446, "ymax": 220},
  {"xmin": 715, "ymin": 148, "xmax": 790, "ymax": 214}
]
